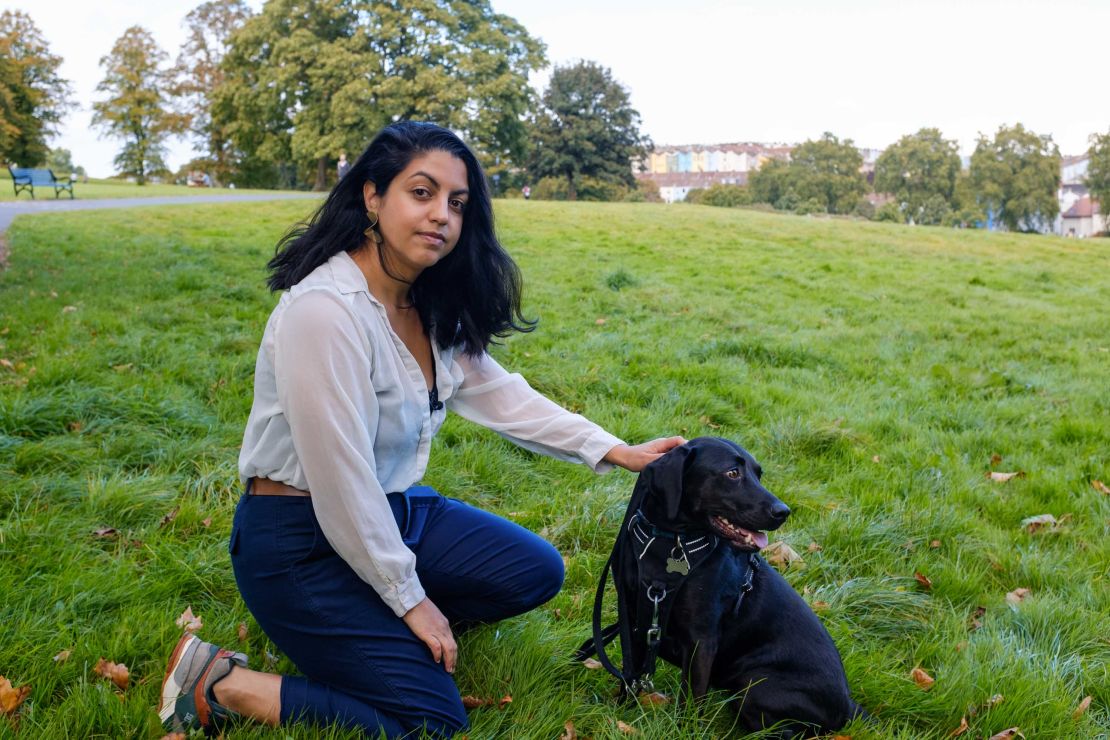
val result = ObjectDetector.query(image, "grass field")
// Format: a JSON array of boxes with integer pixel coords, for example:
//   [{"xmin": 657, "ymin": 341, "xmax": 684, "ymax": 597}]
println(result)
[
  {"xmin": 0, "ymin": 170, "xmax": 286, "ymax": 201},
  {"xmin": 0, "ymin": 200, "xmax": 1108, "ymax": 739}
]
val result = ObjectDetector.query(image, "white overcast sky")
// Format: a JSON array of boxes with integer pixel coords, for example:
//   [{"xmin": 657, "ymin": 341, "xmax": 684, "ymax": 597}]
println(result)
[{"xmin": 9, "ymin": 0, "xmax": 1109, "ymax": 178}]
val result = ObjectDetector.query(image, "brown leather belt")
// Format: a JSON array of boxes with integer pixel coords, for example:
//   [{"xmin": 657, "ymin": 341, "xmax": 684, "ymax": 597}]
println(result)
[{"xmin": 250, "ymin": 477, "xmax": 311, "ymax": 497}]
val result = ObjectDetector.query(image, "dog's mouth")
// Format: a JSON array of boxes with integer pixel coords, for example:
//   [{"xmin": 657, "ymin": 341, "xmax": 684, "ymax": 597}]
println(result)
[{"xmin": 710, "ymin": 515, "xmax": 768, "ymax": 551}]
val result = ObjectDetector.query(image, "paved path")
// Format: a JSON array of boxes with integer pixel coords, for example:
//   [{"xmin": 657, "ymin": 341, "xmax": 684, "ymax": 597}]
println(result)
[{"xmin": 0, "ymin": 192, "xmax": 320, "ymax": 233}]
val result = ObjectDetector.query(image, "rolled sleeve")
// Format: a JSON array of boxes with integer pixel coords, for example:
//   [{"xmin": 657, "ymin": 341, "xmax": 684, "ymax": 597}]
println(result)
[
  {"xmin": 447, "ymin": 352, "xmax": 625, "ymax": 473},
  {"xmin": 275, "ymin": 289, "xmax": 425, "ymax": 617}
]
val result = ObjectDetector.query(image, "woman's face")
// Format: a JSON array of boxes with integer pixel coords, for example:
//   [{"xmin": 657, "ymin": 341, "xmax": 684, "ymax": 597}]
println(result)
[{"xmin": 364, "ymin": 149, "xmax": 469, "ymax": 280}]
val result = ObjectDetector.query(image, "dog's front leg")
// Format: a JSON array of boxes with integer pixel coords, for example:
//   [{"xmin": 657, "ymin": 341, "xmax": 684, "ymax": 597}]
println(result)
[{"xmin": 680, "ymin": 639, "xmax": 718, "ymax": 701}]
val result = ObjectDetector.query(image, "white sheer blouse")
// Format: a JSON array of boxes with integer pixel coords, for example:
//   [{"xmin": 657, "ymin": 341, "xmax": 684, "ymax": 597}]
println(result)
[{"xmin": 238, "ymin": 251, "xmax": 624, "ymax": 617}]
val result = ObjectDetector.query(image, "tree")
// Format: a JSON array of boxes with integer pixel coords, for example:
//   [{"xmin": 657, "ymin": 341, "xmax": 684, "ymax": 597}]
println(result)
[
  {"xmin": 529, "ymin": 61, "xmax": 650, "ymax": 201},
  {"xmin": 748, "ymin": 157, "xmax": 792, "ymax": 206},
  {"xmin": 788, "ymin": 133, "xmax": 867, "ymax": 214},
  {"xmin": 874, "ymin": 128, "xmax": 961, "ymax": 224},
  {"xmin": 0, "ymin": 10, "xmax": 73, "ymax": 166},
  {"xmin": 172, "ymin": 0, "xmax": 253, "ymax": 186},
  {"xmin": 45, "ymin": 147, "xmax": 85, "ymax": 177},
  {"xmin": 1085, "ymin": 130, "xmax": 1110, "ymax": 219},
  {"xmin": 93, "ymin": 27, "xmax": 187, "ymax": 184},
  {"xmin": 215, "ymin": 0, "xmax": 545, "ymax": 190},
  {"xmin": 969, "ymin": 123, "xmax": 1060, "ymax": 232}
]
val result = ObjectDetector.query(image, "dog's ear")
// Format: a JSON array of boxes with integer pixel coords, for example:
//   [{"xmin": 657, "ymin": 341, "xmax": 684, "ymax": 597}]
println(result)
[{"xmin": 641, "ymin": 444, "xmax": 692, "ymax": 521}]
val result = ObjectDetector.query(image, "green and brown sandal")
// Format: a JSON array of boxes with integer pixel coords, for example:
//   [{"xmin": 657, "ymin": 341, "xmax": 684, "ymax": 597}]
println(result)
[{"xmin": 158, "ymin": 632, "xmax": 248, "ymax": 734}]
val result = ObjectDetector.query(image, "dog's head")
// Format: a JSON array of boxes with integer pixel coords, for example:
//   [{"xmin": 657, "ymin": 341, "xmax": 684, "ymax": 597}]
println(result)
[{"xmin": 636, "ymin": 437, "xmax": 790, "ymax": 551}]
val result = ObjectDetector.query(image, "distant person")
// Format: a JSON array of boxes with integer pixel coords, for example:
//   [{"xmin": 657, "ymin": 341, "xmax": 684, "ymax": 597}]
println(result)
[
  {"xmin": 522, "ymin": 184, "xmax": 531, "ymax": 200},
  {"xmin": 337, "ymin": 152, "xmax": 350, "ymax": 180},
  {"xmin": 157, "ymin": 121, "xmax": 683, "ymax": 738}
]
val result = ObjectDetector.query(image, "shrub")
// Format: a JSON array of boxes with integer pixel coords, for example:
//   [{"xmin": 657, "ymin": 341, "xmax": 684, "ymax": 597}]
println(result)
[
  {"xmin": 699, "ymin": 183, "xmax": 752, "ymax": 208},
  {"xmin": 875, "ymin": 202, "xmax": 904, "ymax": 222}
]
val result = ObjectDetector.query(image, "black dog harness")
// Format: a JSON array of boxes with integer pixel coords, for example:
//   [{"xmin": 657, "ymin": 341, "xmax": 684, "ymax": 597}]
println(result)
[{"xmin": 576, "ymin": 507, "xmax": 761, "ymax": 696}]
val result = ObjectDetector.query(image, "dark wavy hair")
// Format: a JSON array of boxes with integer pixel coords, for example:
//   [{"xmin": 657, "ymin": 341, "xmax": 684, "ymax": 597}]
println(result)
[{"xmin": 267, "ymin": 121, "xmax": 533, "ymax": 356}]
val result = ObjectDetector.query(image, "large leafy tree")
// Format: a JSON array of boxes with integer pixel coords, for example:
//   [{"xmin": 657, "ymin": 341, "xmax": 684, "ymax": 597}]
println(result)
[
  {"xmin": 0, "ymin": 10, "xmax": 73, "ymax": 166},
  {"xmin": 529, "ymin": 61, "xmax": 650, "ymax": 201},
  {"xmin": 788, "ymin": 133, "xmax": 867, "ymax": 214},
  {"xmin": 172, "ymin": 0, "xmax": 253, "ymax": 186},
  {"xmin": 874, "ymin": 128, "xmax": 962, "ymax": 225},
  {"xmin": 1085, "ymin": 130, "xmax": 1110, "ymax": 218},
  {"xmin": 969, "ymin": 123, "xmax": 1060, "ymax": 232},
  {"xmin": 215, "ymin": 0, "xmax": 545, "ymax": 190},
  {"xmin": 92, "ymin": 26, "xmax": 188, "ymax": 184},
  {"xmin": 748, "ymin": 158, "xmax": 792, "ymax": 207}
]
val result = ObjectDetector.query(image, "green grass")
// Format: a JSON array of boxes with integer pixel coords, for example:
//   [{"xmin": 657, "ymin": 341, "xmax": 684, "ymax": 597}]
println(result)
[
  {"xmin": 1, "ymin": 200, "xmax": 1108, "ymax": 739},
  {"xmin": 0, "ymin": 169, "xmax": 288, "ymax": 201}
]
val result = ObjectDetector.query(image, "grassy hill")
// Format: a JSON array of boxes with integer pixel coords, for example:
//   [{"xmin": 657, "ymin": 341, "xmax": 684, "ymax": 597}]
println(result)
[{"xmin": 0, "ymin": 200, "xmax": 1107, "ymax": 738}]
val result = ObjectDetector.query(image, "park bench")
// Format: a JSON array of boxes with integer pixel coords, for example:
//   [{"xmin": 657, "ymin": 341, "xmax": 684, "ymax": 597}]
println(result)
[{"xmin": 7, "ymin": 166, "xmax": 75, "ymax": 199}]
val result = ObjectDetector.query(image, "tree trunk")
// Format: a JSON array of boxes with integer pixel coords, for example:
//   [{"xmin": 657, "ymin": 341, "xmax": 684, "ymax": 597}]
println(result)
[
  {"xmin": 566, "ymin": 172, "xmax": 577, "ymax": 201},
  {"xmin": 314, "ymin": 156, "xmax": 328, "ymax": 191}
]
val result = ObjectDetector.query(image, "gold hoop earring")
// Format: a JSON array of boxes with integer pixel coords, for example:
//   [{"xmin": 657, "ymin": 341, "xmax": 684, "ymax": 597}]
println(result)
[{"xmin": 364, "ymin": 210, "xmax": 383, "ymax": 244}]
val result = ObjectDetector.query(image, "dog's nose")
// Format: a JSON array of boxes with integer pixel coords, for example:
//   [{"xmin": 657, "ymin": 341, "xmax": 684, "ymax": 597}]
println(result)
[{"xmin": 768, "ymin": 501, "xmax": 791, "ymax": 522}]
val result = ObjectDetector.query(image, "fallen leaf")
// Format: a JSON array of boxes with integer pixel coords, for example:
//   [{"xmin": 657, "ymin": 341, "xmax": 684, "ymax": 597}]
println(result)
[
  {"xmin": 871, "ymin": 455, "xmax": 880, "ymax": 463},
  {"xmin": 52, "ymin": 650, "xmax": 71, "ymax": 663},
  {"xmin": 581, "ymin": 658, "xmax": 602, "ymax": 670},
  {"xmin": 175, "ymin": 606, "xmax": 203, "ymax": 633},
  {"xmin": 0, "ymin": 359, "xmax": 12, "ymax": 369},
  {"xmin": 93, "ymin": 658, "xmax": 129, "ymax": 690},
  {"xmin": 595, "ymin": 318, "xmax": 606, "ymax": 325},
  {"xmin": 0, "ymin": 676, "xmax": 30, "ymax": 715},
  {"xmin": 990, "ymin": 453, "xmax": 1003, "ymax": 466},
  {"xmin": 561, "ymin": 720, "xmax": 577, "ymax": 740},
  {"xmin": 159, "ymin": 734, "xmax": 187, "ymax": 740},
  {"xmin": 955, "ymin": 641, "xmax": 968, "ymax": 652},
  {"xmin": 1092, "ymin": 480, "xmax": 1110, "ymax": 495},
  {"xmin": 202, "ymin": 517, "xmax": 212, "ymax": 528},
  {"xmin": 987, "ymin": 728, "xmax": 1023, "ymax": 740},
  {"xmin": 811, "ymin": 600, "xmax": 830, "ymax": 611},
  {"xmin": 764, "ymin": 540, "xmax": 803, "ymax": 568},
  {"xmin": 986, "ymin": 693, "xmax": 1004, "ymax": 708},
  {"xmin": 930, "ymin": 539, "xmax": 942, "ymax": 549},
  {"xmin": 67, "ymin": 420, "xmax": 83, "ymax": 432},
  {"xmin": 237, "ymin": 623, "xmax": 249, "ymax": 642},
  {"xmin": 616, "ymin": 720, "xmax": 638, "ymax": 734},
  {"xmin": 807, "ymin": 541, "xmax": 823, "ymax": 552},
  {"xmin": 833, "ymin": 736, "xmax": 853, "ymax": 740},
  {"xmin": 638, "ymin": 691, "xmax": 670, "ymax": 706},
  {"xmin": 62, "ymin": 305, "xmax": 77, "ymax": 313},
  {"xmin": 461, "ymin": 696, "xmax": 490, "ymax": 709},
  {"xmin": 948, "ymin": 716, "xmax": 970, "ymax": 737},
  {"xmin": 93, "ymin": 527, "xmax": 118, "ymax": 539},
  {"xmin": 1005, "ymin": 588, "xmax": 1031, "ymax": 606},
  {"xmin": 112, "ymin": 363, "xmax": 132, "ymax": 372},
  {"xmin": 159, "ymin": 507, "xmax": 179, "ymax": 528},
  {"xmin": 987, "ymin": 471, "xmax": 1025, "ymax": 483},
  {"xmin": 914, "ymin": 572, "xmax": 933, "ymax": 590},
  {"xmin": 1020, "ymin": 514, "xmax": 1057, "ymax": 534},
  {"xmin": 498, "ymin": 694, "xmax": 512, "ymax": 709},
  {"xmin": 1072, "ymin": 695, "xmax": 1091, "ymax": 719},
  {"xmin": 49, "ymin": 290, "xmax": 58, "ymax": 298},
  {"xmin": 969, "ymin": 605, "xmax": 986, "ymax": 631},
  {"xmin": 911, "ymin": 667, "xmax": 935, "ymax": 690},
  {"xmin": 553, "ymin": 608, "xmax": 562, "ymax": 619}
]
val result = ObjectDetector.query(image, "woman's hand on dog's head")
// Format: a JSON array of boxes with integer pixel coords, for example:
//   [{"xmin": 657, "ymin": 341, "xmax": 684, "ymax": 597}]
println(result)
[{"xmin": 604, "ymin": 436, "xmax": 687, "ymax": 473}]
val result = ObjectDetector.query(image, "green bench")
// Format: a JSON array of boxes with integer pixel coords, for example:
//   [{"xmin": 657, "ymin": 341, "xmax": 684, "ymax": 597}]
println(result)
[{"xmin": 8, "ymin": 166, "xmax": 75, "ymax": 199}]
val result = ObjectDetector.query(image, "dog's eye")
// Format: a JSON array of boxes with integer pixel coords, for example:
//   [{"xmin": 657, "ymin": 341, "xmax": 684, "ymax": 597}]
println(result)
[{"xmin": 725, "ymin": 468, "xmax": 740, "ymax": 480}]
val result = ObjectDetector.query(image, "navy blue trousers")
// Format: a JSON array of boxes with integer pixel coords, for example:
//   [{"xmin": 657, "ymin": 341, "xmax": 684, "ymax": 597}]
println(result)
[{"xmin": 229, "ymin": 486, "xmax": 565, "ymax": 738}]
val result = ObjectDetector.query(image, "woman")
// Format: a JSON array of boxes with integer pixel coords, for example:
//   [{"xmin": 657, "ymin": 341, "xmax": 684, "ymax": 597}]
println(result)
[{"xmin": 159, "ymin": 122, "xmax": 682, "ymax": 737}]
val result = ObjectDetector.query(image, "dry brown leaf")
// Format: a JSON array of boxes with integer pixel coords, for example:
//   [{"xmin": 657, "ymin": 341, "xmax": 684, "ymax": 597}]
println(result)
[
  {"xmin": 52, "ymin": 650, "xmax": 71, "ymax": 663},
  {"xmin": 202, "ymin": 517, "xmax": 212, "ymax": 528},
  {"xmin": 553, "ymin": 608, "xmax": 562, "ymax": 619},
  {"xmin": 914, "ymin": 572, "xmax": 933, "ymax": 590},
  {"xmin": 0, "ymin": 359, "xmax": 12, "ymax": 369},
  {"xmin": 561, "ymin": 720, "xmax": 577, "ymax": 740},
  {"xmin": 175, "ymin": 606, "xmax": 203, "ymax": 633},
  {"xmin": 1005, "ymin": 588, "xmax": 1031, "ymax": 606},
  {"xmin": 237, "ymin": 622, "xmax": 249, "ymax": 642},
  {"xmin": 1072, "ymin": 695, "xmax": 1092, "ymax": 719},
  {"xmin": 930, "ymin": 539, "xmax": 942, "ymax": 549},
  {"xmin": 1020, "ymin": 514, "xmax": 1057, "ymax": 533},
  {"xmin": 986, "ymin": 693, "xmax": 1004, "ymax": 708},
  {"xmin": 638, "ymin": 691, "xmax": 670, "ymax": 706},
  {"xmin": 581, "ymin": 658, "xmax": 602, "ymax": 670},
  {"xmin": 159, "ymin": 734, "xmax": 187, "ymax": 740},
  {"xmin": 812, "ymin": 600, "xmax": 830, "ymax": 611},
  {"xmin": 616, "ymin": 720, "xmax": 638, "ymax": 734},
  {"xmin": 67, "ymin": 420, "xmax": 83, "ymax": 432},
  {"xmin": 807, "ymin": 541, "xmax": 823, "ymax": 553},
  {"xmin": 159, "ymin": 507, "xmax": 179, "ymax": 528},
  {"xmin": 764, "ymin": 540, "xmax": 803, "ymax": 568},
  {"xmin": 833, "ymin": 735, "xmax": 853, "ymax": 740},
  {"xmin": 871, "ymin": 455, "xmax": 881, "ymax": 463},
  {"xmin": 968, "ymin": 605, "xmax": 986, "ymax": 631},
  {"xmin": 910, "ymin": 667, "xmax": 935, "ymax": 690},
  {"xmin": 93, "ymin": 527, "xmax": 118, "ymax": 539},
  {"xmin": 948, "ymin": 716, "xmax": 970, "ymax": 737},
  {"xmin": 94, "ymin": 658, "xmax": 129, "ymax": 690},
  {"xmin": 1092, "ymin": 480, "xmax": 1110, "ymax": 495},
  {"xmin": 461, "ymin": 696, "xmax": 490, "ymax": 709},
  {"xmin": 498, "ymin": 694, "xmax": 512, "ymax": 709},
  {"xmin": 595, "ymin": 318, "xmax": 606, "ymax": 325},
  {"xmin": 990, "ymin": 453, "xmax": 1003, "ymax": 466},
  {"xmin": 987, "ymin": 728, "xmax": 1023, "ymax": 740},
  {"xmin": 987, "ymin": 471, "xmax": 1025, "ymax": 483},
  {"xmin": 0, "ymin": 676, "xmax": 30, "ymax": 715}
]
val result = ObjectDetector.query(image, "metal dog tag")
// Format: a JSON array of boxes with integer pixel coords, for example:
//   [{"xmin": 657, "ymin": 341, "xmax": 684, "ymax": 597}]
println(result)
[{"xmin": 665, "ymin": 557, "xmax": 690, "ymax": 576}]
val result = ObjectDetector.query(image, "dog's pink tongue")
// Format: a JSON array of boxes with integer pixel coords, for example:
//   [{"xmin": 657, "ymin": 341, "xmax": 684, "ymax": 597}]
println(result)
[{"xmin": 753, "ymin": 531, "xmax": 769, "ymax": 549}]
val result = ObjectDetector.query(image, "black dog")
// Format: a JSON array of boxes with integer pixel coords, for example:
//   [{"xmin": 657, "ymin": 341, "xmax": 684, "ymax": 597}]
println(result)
[{"xmin": 594, "ymin": 437, "xmax": 862, "ymax": 737}]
